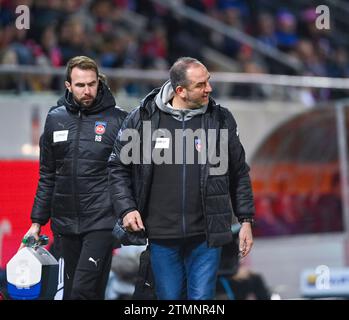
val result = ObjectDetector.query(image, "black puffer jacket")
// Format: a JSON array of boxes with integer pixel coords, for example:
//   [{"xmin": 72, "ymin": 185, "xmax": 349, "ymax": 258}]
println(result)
[
  {"xmin": 31, "ymin": 81, "xmax": 127, "ymax": 235},
  {"xmin": 108, "ymin": 88, "xmax": 255, "ymax": 247}
]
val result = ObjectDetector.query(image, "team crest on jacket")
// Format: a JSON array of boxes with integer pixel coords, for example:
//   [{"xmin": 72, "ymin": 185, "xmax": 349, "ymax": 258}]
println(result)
[
  {"xmin": 95, "ymin": 121, "xmax": 107, "ymax": 135},
  {"xmin": 195, "ymin": 138, "xmax": 202, "ymax": 152}
]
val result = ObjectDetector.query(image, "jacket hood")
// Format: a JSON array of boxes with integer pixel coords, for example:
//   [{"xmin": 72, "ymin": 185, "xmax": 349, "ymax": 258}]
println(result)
[
  {"xmin": 57, "ymin": 80, "xmax": 116, "ymax": 114},
  {"xmin": 154, "ymin": 80, "xmax": 208, "ymax": 121}
]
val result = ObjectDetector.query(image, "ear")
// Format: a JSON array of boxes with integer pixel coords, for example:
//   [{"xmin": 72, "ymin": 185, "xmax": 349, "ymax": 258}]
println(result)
[
  {"xmin": 175, "ymin": 86, "xmax": 186, "ymax": 98},
  {"xmin": 65, "ymin": 81, "xmax": 72, "ymax": 92}
]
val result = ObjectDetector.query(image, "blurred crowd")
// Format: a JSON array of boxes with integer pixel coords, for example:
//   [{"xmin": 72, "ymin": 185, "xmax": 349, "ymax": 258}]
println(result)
[
  {"xmin": 1, "ymin": 0, "xmax": 349, "ymax": 101},
  {"xmin": 253, "ymin": 172, "xmax": 343, "ymax": 237}
]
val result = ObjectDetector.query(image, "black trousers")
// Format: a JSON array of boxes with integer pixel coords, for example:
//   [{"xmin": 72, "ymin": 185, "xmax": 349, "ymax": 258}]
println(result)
[{"xmin": 59, "ymin": 230, "xmax": 114, "ymax": 300}]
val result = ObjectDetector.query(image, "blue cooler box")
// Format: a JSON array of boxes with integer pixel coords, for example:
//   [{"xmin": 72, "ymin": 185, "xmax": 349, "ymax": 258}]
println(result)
[{"xmin": 6, "ymin": 246, "xmax": 58, "ymax": 300}]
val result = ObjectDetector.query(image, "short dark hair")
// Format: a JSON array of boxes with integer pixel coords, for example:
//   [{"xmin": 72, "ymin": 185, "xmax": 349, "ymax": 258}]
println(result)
[
  {"xmin": 65, "ymin": 56, "xmax": 99, "ymax": 83},
  {"xmin": 169, "ymin": 57, "xmax": 204, "ymax": 91}
]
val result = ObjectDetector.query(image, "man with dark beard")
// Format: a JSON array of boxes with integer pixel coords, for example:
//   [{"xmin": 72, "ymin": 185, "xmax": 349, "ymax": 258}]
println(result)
[{"xmin": 20, "ymin": 56, "xmax": 127, "ymax": 299}]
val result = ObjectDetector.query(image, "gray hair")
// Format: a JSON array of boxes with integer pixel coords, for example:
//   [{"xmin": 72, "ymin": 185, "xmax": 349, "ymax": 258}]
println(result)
[{"xmin": 169, "ymin": 57, "xmax": 204, "ymax": 91}]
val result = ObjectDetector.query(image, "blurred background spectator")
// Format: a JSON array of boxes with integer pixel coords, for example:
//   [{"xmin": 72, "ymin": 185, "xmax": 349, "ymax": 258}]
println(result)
[
  {"xmin": 216, "ymin": 225, "xmax": 272, "ymax": 300},
  {"xmin": 105, "ymin": 245, "xmax": 146, "ymax": 300}
]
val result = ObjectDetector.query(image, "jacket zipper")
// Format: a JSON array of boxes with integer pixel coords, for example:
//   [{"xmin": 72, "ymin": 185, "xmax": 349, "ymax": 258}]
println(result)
[
  {"xmin": 72, "ymin": 110, "xmax": 82, "ymax": 233},
  {"xmin": 181, "ymin": 111, "xmax": 187, "ymax": 237},
  {"xmin": 201, "ymin": 114, "xmax": 209, "ymax": 244}
]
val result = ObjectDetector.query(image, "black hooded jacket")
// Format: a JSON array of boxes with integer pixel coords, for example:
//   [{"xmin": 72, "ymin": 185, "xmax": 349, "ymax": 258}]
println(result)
[
  {"xmin": 108, "ymin": 87, "xmax": 255, "ymax": 247},
  {"xmin": 31, "ymin": 81, "xmax": 127, "ymax": 235}
]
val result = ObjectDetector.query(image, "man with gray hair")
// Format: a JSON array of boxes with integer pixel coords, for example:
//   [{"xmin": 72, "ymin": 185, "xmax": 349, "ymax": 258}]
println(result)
[{"xmin": 108, "ymin": 57, "xmax": 254, "ymax": 300}]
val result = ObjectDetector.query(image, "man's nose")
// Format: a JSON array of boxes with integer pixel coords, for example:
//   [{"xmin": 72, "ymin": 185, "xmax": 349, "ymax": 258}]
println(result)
[
  {"xmin": 84, "ymin": 86, "xmax": 91, "ymax": 95},
  {"xmin": 205, "ymin": 82, "xmax": 212, "ymax": 93}
]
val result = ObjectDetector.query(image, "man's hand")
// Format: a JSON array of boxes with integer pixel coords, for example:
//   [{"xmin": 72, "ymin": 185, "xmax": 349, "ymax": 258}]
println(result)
[
  {"xmin": 18, "ymin": 223, "xmax": 41, "ymax": 251},
  {"xmin": 122, "ymin": 210, "xmax": 144, "ymax": 232},
  {"xmin": 239, "ymin": 222, "xmax": 253, "ymax": 258}
]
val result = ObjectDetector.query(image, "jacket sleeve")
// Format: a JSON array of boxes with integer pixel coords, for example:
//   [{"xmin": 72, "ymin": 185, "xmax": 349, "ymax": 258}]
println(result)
[
  {"xmin": 108, "ymin": 109, "xmax": 140, "ymax": 219},
  {"xmin": 224, "ymin": 108, "xmax": 255, "ymax": 220},
  {"xmin": 31, "ymin": 112, "xmax": 56, "ymax": 225}
]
